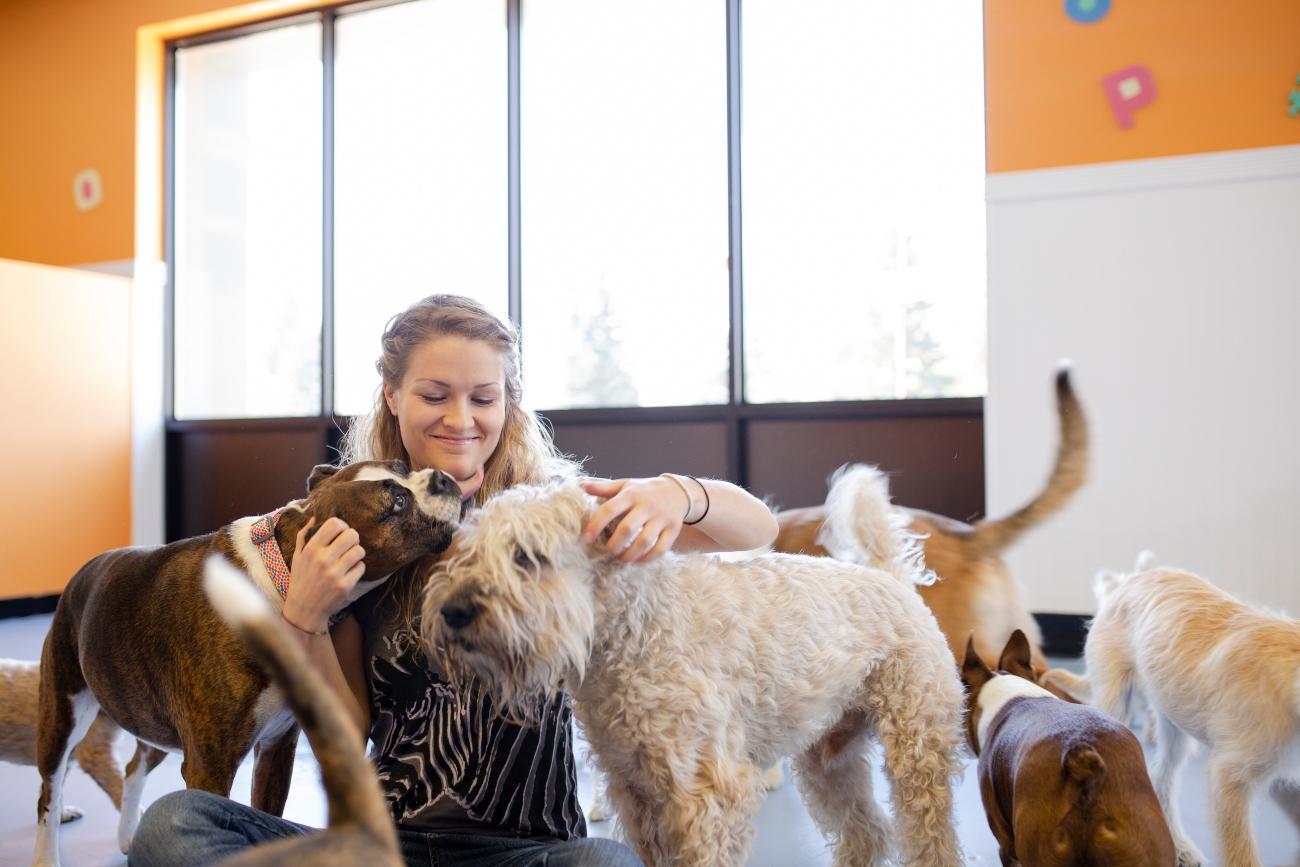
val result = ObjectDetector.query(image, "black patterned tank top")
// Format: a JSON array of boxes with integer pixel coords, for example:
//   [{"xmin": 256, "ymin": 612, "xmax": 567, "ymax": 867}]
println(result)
[{"xmin": 350, "ymin": 580, "xmax": 587, "ymax": 841}]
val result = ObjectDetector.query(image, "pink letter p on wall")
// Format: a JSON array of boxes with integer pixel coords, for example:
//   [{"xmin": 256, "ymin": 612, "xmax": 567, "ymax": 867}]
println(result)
[{"xmin": 1102, "ymin": 64, "xmax": 1157, "ymax": 129}]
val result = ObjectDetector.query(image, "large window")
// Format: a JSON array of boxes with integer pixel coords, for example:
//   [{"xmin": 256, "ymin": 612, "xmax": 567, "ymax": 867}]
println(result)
[
  {"xmin": 520, "ymin": 0, "xmax": 730, "ymax": 410},
  {"xmin": 169, "ymin": 0, "xmax": 985, "ymax": 420},
  {"xmin": 173, "ymin": 22, "xmax": 323, "ymax": 419}
]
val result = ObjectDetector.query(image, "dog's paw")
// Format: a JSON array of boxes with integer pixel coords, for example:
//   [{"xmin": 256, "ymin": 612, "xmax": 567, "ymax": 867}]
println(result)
[
  {"xmin": 1175, "ymin": 847, "xmax": 1205, "ymax": 867},
  {"xmin": 59, "ymin": 805, "xmax": 84, "ymax": 823},
  {"xmin": 117, "ymin": 808, "xmax": 143, "ymax": 855},
  {"xmin": 587, "ymin": 802, "xmax": 611, "ymax": 822}
]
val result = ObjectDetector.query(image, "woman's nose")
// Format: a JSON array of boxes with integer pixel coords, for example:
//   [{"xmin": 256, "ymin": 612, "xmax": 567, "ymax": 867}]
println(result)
[{"xmin": 442, "ymin": 399, "xmax": 471, "ymax": 430}]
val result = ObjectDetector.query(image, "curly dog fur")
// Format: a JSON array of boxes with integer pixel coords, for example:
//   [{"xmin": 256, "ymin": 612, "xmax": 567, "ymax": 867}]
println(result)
[{"xmin": 422, "ymin": 480, "xmax": 964, "ymax": 867}]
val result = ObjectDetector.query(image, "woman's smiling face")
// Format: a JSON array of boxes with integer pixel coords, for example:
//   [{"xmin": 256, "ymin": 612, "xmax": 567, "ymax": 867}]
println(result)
[{"xmin": 383, "ymin": 336, "xmax": 506, "ymax": 486}]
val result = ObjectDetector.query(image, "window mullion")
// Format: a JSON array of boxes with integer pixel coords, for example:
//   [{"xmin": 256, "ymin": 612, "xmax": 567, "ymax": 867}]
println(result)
[
  {"xmin": 726, "ymin": 0, "xmax": 744, "ymax": 408},
  {"xmin": 322, "ymin": 9, "xmax": 337, "ymax": 418},
  {"xmin": 507, "ymin": 0, "xmax": 522, "ymax": 331}
]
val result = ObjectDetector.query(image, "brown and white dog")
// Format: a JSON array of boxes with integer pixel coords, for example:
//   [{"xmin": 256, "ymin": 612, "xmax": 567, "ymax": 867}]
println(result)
[
  {"xmin": 961, "ymin": 630, "xmax": 1175, "ymax": 867},
  {"xmin": 773, "ymin": 365, "xmax": 1088, "ymax": 688},
  {"xmin": 204, "ymin": 555, "xmax": 401, "ymax": 867},
  {"xmin": 35, "ymin": 460, "xmax": 460, "ymax": 867},
  {"xmin": 1087, "ymin": 564, "xmax": 1300, "ymax": 867},
  {"xmin": 0, "ymin": 660, "xmax": 121, "ymax": 821}
]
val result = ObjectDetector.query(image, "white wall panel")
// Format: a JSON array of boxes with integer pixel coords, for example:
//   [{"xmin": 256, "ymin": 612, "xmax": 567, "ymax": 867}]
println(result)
[{"xmin": 986, "ymin": 145, "xmax": 1300, "ymax": 613}]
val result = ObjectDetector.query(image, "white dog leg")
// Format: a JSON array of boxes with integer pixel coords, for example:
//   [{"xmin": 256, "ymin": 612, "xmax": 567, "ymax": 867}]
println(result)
[
  {"xmin": 1150, "ymin": 713, "xmax": 1204, "ymax": 867},
  {"xmin": 761, "ymin": 759, "xmax": 785, "ymax": 791},
  {"xmin": 587, "ymin": 769, "xmax": 612, "ymax": 822},
  {"xmin": 118, "ymin": 741, "xmax": 167, "ymax": 854},
  {"xmin": 33, "ymin": 690, "xmax": 99, "ymax": 867},
  {"xmin": 792, "ymin": 744, "xmax": 893, "ymax": 867},
  {"xmin": 1208, "ymin": 756, "xmax": 1264, "ymax": 867}
]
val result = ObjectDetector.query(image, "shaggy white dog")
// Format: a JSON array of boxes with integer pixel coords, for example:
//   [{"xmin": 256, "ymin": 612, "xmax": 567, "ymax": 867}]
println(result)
[
  {"xmin": 1087, "ymin": 561, "xmax": 1300, "ymax": 867},
  {"xmin": 422, "ymin": 480, "xmax": 964, "ymax": 867}
]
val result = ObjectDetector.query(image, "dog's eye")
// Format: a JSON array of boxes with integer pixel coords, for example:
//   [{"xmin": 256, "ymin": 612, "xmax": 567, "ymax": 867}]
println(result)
[
  {"xmin": 514, "ymin": 547, "xmax": 549, "ymax": 571},
  {"xmin": 392, "ymin": 493, "xmax": 409, "ymax": 512}
]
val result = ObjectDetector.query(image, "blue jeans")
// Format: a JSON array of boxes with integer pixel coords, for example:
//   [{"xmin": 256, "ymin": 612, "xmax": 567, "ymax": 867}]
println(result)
[{"xmin": 128, "ymin": 790, "xmax": 643, "ymax": 867}]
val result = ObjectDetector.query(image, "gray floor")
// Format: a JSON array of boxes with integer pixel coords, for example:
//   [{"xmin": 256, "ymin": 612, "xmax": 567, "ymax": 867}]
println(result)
[{"xmin": 1, "ymin": 613, "xmax": 1297, "ymax": 866}]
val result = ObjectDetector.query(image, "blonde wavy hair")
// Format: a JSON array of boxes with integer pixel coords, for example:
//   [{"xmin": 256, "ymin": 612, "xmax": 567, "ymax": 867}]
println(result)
[
  {"xmin": 341, "ymin": 294, "xmax": 573, "ymax": 503},
  {"xmin": 343, "ymin": 295, "xmax": 574, "ymax": 637}
]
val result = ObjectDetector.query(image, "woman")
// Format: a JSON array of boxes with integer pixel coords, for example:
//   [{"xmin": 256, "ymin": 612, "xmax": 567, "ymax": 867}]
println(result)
[{"xmin": 130, "ymin": 295, "xmax": 779, "ymax": 867}]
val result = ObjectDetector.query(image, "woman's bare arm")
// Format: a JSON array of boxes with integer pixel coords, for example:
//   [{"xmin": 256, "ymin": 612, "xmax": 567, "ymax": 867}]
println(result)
[{"xmin": 579, "ymin": 475, "xmax": 778, "ymax": 562}]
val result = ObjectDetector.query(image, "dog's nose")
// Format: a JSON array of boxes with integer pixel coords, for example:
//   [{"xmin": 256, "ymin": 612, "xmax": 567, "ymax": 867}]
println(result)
[
  {"xmin": 441, "ymin": 602, "xmax": 479, "ymax": 630},
  {"xmin": 428, "ymin": 471, "xmax": 459, "ymax": 498}
]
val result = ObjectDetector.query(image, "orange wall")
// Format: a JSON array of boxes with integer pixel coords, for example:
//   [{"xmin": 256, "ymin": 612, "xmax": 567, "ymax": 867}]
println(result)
[
  {"xmin": 0, "ymin": 0, "xmax": 238, "ymax": 267},
  {"xmin": 985, "ymin": 0, "xmax": 1300, "ymax": 173},
  {"xmin": 0, "ymin": 258, "xmax": 131, "ymax": 599},
  {"xmin": 3, "ymin": 0, "xmax": 1299, "ymax": 267}
]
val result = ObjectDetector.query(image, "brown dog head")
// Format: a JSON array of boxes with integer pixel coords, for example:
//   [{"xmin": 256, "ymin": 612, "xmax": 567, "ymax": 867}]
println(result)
[{"xmin": 275, "ymin": 460, "xmax": 462, "ymax": 581}]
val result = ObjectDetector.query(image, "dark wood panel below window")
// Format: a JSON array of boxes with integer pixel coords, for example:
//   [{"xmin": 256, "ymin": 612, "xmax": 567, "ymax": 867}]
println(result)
[
  {"xmin": 166, "ymin": 424, "xmax": 331, "ymax": 541},
  {"xmin": 548, "ymin": 422, "xmax": 730, "ymax": 482},
  {"xmin": 747, "ymin": 416, "xmax": 985, "ymax": 521}
]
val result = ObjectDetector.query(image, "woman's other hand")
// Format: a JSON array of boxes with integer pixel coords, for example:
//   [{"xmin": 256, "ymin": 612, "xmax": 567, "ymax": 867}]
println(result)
[
  {"xmin": 282, "ymin": 517, "xmax": 366, "ymax": 633},
  {"xmin": 579, "ymin": 476, "xmax": 690, "ymax": 564}
]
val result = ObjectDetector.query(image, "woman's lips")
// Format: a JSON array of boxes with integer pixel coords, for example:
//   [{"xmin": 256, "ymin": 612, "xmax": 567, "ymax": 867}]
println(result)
[{"xmin": 433, "ymin": 435, "xmax": 478, "ymax": 448}]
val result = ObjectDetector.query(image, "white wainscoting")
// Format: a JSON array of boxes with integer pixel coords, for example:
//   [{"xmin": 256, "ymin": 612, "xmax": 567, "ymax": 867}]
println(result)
[{"xmin": 985, "ymin": 144, "xmax": 1300, "ymax": 614}]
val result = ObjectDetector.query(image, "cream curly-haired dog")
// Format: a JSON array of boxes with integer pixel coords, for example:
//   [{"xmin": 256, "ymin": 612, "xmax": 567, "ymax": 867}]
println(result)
[{"xmin": 421, "ymin": 478, "xmax": 964, "ymax": 867}]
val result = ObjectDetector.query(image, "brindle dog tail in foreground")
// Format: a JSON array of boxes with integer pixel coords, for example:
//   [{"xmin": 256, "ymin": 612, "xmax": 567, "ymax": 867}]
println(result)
[{"xmin": 202, "ymin": 556, "xmax": 402, "ymax": 867}]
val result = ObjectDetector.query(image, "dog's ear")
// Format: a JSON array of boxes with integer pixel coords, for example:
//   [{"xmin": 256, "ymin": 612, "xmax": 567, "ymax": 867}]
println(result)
[
  {"xmin": 997, "ymin": 629, "xmax": 1036, "ymax": 681},
  {"xmin": 307, "ymin": 464, "xmax": 342, "ymax": 494},
  {"xmin": 960, "ymin": 633, "xmax": 993, "ymax": 693}
]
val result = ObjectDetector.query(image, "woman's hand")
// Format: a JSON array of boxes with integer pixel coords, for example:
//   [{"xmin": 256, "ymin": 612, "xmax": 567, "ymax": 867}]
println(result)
[
  {"xmin": 579, "ymin": 476, "xmax": 691, "ymax": 564},
  {"xmin": 281, "ymin": 517, "xmax": 366, "ymax": 634}
]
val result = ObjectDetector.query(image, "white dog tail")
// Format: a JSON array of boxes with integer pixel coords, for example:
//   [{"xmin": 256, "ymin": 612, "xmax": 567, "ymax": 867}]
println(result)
[
  {"xmin": 1094, "ymin": 550, "xmax": 1159, "ymax": 608},
  {"xmin": 202, "ymin": 556, "xmax": 397, "ymax": 848},
  {"xmin": 818, "ymin": 464, "xmax": 935, "ymax": 586}
]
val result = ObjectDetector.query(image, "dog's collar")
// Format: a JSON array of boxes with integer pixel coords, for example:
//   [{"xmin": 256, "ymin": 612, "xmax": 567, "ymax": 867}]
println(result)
[{"xmin": 250, "ymin": 508, "xmax": 291, "ymax": 599}]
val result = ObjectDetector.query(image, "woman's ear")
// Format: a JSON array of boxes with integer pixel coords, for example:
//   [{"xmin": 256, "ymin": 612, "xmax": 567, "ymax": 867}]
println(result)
[{"xmin": 383, "ymin": 381, "xmax": 399, "ymax": 416}]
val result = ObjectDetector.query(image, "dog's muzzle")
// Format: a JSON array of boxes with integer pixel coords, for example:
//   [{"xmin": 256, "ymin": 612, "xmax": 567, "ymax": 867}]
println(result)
[
  {"xmin": 427, "ymin": 470, "xmax": 459, "ymax": 498},
  {"xmin": 441, "ymin": 601, "xmax": 479, "ymax": 630}
]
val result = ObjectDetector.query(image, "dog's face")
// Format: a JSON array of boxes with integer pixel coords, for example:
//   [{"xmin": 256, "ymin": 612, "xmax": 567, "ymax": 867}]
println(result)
[
  {"xmin": 420, "ymin": 481, "xmax": 599, "ymax": 719},
  {"xmin": 297, "ymin": 460, "xmax": 462, "ymax": 577}
]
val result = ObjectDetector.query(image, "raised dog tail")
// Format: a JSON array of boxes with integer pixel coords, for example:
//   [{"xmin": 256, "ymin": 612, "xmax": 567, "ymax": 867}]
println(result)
[
  {"xmin": 818, "ymin": 464, "xmax": 935, "ymax": 586},
  {"xmin": 1062, "ymin": 742, "xmax": 1107, "ymax": 807},
  {"xmin": 202, "ymin": 556, "xmax": 395, "ymax": 848},
  {"xmin": 969, "ymin": 363, "xmax": 1089, "ymax": 558}
]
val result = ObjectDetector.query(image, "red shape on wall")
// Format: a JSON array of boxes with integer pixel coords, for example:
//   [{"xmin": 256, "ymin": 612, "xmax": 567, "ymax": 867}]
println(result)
[{"xmin": 1102, "ymin": 64, "xmax": 1158, "ymax": 129}]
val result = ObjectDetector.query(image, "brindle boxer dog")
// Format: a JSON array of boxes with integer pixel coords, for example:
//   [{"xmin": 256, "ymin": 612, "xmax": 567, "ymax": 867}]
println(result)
[{"xmin": 34, "ymin": 460, "xmax": 461, "ymax": 867}]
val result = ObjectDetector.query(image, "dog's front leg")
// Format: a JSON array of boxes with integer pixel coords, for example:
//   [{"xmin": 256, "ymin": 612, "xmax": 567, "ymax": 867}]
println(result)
[
  {"xmin": 1208, "ymin": 756, "xmax": 1264, "ymax": 867},
  {"xmin": 251, "ymin": 725, "xmax": 299, "ymax": 816},
  {"xmin": 660, "ymin": 759, "xmax": 761, "ymax": 867}
]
